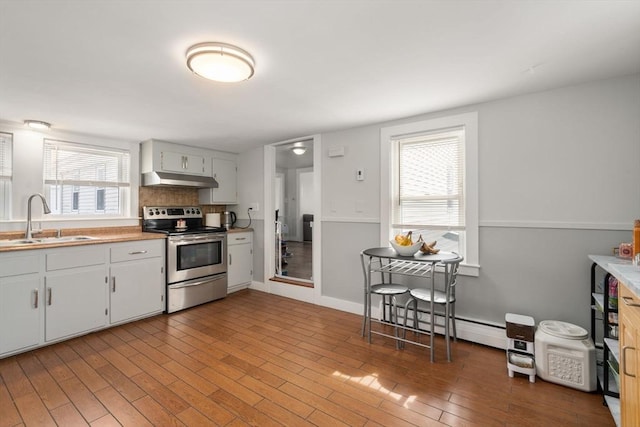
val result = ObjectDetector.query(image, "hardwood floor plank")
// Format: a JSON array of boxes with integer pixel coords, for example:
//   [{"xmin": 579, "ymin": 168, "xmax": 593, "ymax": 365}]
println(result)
[
  {"xmin": 254, "ymin": 398, "xmax": 316, "ymax": 427},
  {"xmin": 1, "ymin": 290, "xmax": 616, "ymax": 427},
  {"xmin": 0, "ymin": 357, "xmax": 36, "ymax": 399},
  {"xmin": 279, "ymin": 382, "xmax": 368, "ymax": 426},
  {"xmin": 49, "ymin": 402, "xmax": 91, "ymax": 427},
  {"xmin": 162, "ymin": 360, "xmax": 219, "ymax": 396},
  {"xmin": 130, "ymin": 372, "xmax": 190, "ymax": 414},
  {"xmin": 66, "ymin": 357, "xmax": 111, "ymax": 393},
  {"xmin": 95, "ymin": 363, "xmax": 146, "ymax": 402},
  {"xmin": 198, "ymin": 367, "xmax": 263, "ymax": 406},
  {"xmin": 13, "ymin": 391, "xmax": 57, "ymax": 426},
  {"xmin": 0, "ymin": 373, "xmax": 22, "ymax": 427},
  {"xmin": 94, "ymin": 386, "xmax": 152, "ymax": 427},
  {"xmin": 132, "ymin": 395, "xmax": 186, "ymax": 427},
  {"xmin": 16, "ymin": 353, "xmax": 69, "ymax": 410},
  {"xmin": 209, "ymin": 389, "xmax": 280, "ymax": 427},
  {"xmin": 129, "ymin": 352, "xmax": 178, "ymax": 386},
  {"xmin": 167, "ymin": 380, "xmax": 235, "ymax": 425},
  {"xmin": 58, "ymin": 376, "xmax": 109, "ymax": 422},
  {"xmin": 89, "ymin": 413, "xmax": 125, "ymax": 427},
  {"xmin": 238, "ymin": 374, "xmax": 315, "ymax": 418},
  {"xmin": 326, "ymin": 389, "xmax": 417, "ymax": 427}
]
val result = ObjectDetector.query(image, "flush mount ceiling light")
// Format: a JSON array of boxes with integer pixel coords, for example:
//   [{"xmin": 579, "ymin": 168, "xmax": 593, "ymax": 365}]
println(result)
[
  {"xmin": 186, "ymin": 42, "xmax": 255, "ymax": 83},
  {"xmin": 291, "ymin": 146, "xmax": 307, "ymax": 155},
  {"xmin": 24, "ymin": 120, "xmax": 51, "ymax": 130}
]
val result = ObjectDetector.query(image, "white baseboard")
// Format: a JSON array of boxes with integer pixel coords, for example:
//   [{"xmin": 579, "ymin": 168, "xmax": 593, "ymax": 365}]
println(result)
[{"xmin": 244, "ymin": 282, "xmax": 507, "ymax": 349}]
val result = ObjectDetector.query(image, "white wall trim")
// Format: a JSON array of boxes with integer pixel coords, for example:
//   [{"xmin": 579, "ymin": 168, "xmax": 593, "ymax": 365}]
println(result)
[
  {"xmin": 321, "ymin": 217, "xmax": 380, "ymax": 224},
  {"xmin": 480, "ymin": 219, "xmax": 632, "ymax": 231},
  {"xmin": 247, "ymin": 285, "xmax": 506, "ymax": 349}
]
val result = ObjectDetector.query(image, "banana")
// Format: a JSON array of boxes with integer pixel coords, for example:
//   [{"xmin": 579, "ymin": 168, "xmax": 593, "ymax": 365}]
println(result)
[
  {"xmin": 418, "ymin": 237, "xmax": 439, "ymax": 254},
  {"xmin": 394, "ymin": 231, "xmax": 413, "ymax": 246}
]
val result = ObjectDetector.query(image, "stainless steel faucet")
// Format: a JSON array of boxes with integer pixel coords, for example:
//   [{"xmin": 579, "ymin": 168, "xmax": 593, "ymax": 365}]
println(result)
[{"xmin": 25, "ymin": 193, "xmax": 51, "ymax": 240}]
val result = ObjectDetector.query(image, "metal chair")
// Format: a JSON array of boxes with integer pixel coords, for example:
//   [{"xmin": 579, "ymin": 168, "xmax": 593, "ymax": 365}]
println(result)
[
  {"xmin": 403, "ymin": 254, "xmax": 463, "ymax": 361},
  {"xmin": 360, "ymin": 251, "xmax": 409, "ymax": 347}
]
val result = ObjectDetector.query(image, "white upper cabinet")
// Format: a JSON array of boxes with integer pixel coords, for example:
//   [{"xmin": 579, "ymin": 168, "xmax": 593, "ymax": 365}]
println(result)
[
  {"xmin": 161, "ymin": 151, "xmax": 207, "ymax": 175},
  {"xmin": 199, "ymin": 156, "xmax": 238, "ymax": 204}
]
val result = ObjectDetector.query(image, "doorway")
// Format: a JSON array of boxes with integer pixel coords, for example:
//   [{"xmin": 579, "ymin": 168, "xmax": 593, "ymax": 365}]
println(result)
[{"xmin": 272, "ymin": 140, "xmax": 314, "ymax": 285}]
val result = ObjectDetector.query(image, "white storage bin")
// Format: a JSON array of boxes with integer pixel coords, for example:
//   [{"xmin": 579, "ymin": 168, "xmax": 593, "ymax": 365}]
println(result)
[{"xmin": 534, "ymin": 320, "xmax": 596, "ymax": 392}]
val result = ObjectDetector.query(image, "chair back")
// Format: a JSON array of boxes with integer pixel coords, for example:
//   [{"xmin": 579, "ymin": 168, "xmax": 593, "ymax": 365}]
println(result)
[{"xmin": 440, "ymin": 255, "xmax": 463, "ymax": 299}]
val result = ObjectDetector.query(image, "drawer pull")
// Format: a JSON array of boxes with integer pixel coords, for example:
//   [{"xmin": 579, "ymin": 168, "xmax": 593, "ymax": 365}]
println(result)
[
  {"xmin": 622, "ymin": 345, "xmax": 636, "ymax": 377},
  {"xmin": 622, "ymin": 296, "xmax": 640, "ymax": 307},
  {"xmin": 128, "ymin": 250, "xmax": 148, "ymax": 255},
  {"xmin": 235, "ymin": 237, "xmax": 247, "ymax": 241}
]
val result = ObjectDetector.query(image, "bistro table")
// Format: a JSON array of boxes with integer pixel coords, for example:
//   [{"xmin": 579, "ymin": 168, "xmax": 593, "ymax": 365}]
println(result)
[{"xmin": 362, "ymin": 247, "xmax": 461, "ymax": 362}]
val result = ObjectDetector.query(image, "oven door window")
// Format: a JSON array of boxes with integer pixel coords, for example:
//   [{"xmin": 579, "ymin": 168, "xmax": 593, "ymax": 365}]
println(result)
[{"xmin": 177, "ymin": 241, "xmax": 222, "ymax": 271}]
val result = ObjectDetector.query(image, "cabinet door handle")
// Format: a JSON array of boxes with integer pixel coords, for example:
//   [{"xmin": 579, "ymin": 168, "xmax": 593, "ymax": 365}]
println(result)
[
  {"xmin": 229, "ymin": 254, "xmax": 232, "ymax": 265},
  {"xmin": 622, "ymin": 296, "xmax": 640, "ymax": 307},
  {"xmin": 112, "ymin": 277, "xmax": 116, "ymax": 293},
  {"xmin": 33, "ymin": 289, "xmax": 39, "ymax": 309},
  {"xmin": 622, "ymin": 345, "xmax": 636, "ymax": 377},
  {"xmin": 47, "ymin": 288, "xmax": 52, "ymax": 306},
  {"xmin": 128, "ymin": 250, "xmax": 148, "ymax": 255}
]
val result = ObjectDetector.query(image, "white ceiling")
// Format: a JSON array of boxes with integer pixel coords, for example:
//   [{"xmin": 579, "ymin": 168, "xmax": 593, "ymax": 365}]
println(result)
[{"xmin": 1, "ymin": 0, "xmax": 639, "ymax": 154}]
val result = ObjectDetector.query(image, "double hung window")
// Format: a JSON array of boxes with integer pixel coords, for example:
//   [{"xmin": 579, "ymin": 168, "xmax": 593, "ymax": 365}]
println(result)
[
  {"xmin": 44, "ymin": 139, "xmax": 130, "ymax": 215},
  {"xmin": 392, "ymin": 128, "xmax": 465, "ymax": 255},
  {"xmin": 0, "ymin": 132, "xmax": 12, "ymax": 219},
  {"xmin": 381, "ymin": 112, "xmax": 478, "ymax": 275}
]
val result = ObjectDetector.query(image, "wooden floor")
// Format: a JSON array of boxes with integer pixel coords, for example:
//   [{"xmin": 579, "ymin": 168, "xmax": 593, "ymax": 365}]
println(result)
[
  {"xmin": 282, "ymin": 241, "xmax": 312, "ymax": 281},
  {"xmin": 1, "ymin": 289, "xmax": 614, "ymax": 427}
]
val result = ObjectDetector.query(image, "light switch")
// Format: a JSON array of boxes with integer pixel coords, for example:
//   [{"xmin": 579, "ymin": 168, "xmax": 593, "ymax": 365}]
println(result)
[{"xmin": 356, "ymin": 169, "xmax": 364, "ymax": 181}]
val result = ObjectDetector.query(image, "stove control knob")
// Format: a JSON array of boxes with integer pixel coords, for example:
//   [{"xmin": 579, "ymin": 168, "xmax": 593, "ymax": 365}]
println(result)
[
  {"xmin": 148, "ymin": 211, "xmax": 154, "ymax": 216},
  {"xmin": 196, "ymin": 209, "xmax": 200, "ymax": 214}
]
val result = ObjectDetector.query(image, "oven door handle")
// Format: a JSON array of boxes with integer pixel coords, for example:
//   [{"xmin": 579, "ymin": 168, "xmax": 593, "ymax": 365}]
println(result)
[
  {"xmin": 170, "ymin": 236, "xmax": 224, "ymax": 244},
  {"xmin": 170, "ymin": 275, "xmax": 226, "ymax": 289}
]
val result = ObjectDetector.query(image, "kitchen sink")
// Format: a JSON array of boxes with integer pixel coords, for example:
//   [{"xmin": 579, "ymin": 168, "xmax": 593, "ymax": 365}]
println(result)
[{"xmin": 0, "ymin": 235, "xmax": 99, "ymax": 247}]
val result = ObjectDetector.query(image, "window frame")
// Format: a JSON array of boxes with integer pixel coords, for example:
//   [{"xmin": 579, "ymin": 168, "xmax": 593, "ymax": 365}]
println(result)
[
  {"xmin": 0, "ymin": 132, "xmax": 13, "ymax": 220},
  {"xmin": 380, "ymin": 112, "xmax": 479, "ymax": 276},
  {"xmin": 43, "ymin": 138, "xmax": 131, "ymax": 217}
]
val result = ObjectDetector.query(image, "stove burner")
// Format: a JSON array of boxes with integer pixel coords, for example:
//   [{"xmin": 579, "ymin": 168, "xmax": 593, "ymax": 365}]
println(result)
[{"xmin": 142, "ymin": 206, "xmax": 227, "ymax": 235}]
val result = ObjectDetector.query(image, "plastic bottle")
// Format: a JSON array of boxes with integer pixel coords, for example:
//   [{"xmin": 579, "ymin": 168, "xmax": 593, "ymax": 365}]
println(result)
[{"xmin": 633, "ymin": 219, "xmax": 640, "ymax": 263}]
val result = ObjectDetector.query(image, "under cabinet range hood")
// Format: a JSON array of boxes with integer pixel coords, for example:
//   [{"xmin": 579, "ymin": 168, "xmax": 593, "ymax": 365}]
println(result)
[{"xmin": 142, "ymin": 171, "xmax": 219, "ymax": 188}]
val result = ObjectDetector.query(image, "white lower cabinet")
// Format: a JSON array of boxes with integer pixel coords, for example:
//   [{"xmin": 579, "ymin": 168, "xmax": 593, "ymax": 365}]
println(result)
[
  {"xmin": 45, "ymin": 245, "xmax": 107, "ymax": 342},
  {"xmin": 0, "ymin": 238, "xmax": 165, "ymax": 358},
  {"xmin": 227, "ymin": 231, "xmax": 253, "ymax": 293},
  {"xmin": 0, "ymin": 253, "xmax": 42, "ymax": 355},
  {"xmin": 109, "ymin": 240, "xmax": 164, "ymax": 324},
  {"xmin": 45, "ymin": 265, "xmax": 107, "ymax": 342}
]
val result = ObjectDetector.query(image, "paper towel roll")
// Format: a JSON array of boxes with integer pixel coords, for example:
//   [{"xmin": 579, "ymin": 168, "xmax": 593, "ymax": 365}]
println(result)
[{"xmin": 205, "ymin": 213, "xmax": 221, "ymax": 227}]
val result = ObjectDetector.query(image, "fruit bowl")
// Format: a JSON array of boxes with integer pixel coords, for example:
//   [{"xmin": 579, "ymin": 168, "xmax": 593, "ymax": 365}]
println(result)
[{"xmin": 389, "ymin": 240, "xmax": 422, "ymax": 256}]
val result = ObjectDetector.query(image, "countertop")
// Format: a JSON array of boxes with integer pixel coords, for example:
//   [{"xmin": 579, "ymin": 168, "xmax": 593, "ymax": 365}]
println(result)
[
  {"xmin": 0, "ymin": 226, "xmax": 253, "ymax": 252},
  {"xmin": 0, "ymin": 226, "xmax": 166, "ymax": 252},
  {"xmin": 589, "ymin": 254, "xmax": 640, "ymax": 297}
]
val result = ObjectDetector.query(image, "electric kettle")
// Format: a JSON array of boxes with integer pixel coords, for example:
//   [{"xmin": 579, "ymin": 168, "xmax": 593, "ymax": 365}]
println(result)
[{"xmin": 223, "ymin": 211, "xmax": 236, "ymax": 229}]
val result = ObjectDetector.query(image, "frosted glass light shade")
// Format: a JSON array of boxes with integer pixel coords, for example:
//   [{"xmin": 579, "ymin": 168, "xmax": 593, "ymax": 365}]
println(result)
[{"xmin": 186, "ymin": 42, "xmax": 255, "ymax": 83}]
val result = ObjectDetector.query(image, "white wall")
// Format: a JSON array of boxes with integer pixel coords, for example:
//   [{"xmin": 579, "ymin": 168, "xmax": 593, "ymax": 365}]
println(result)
[
  {"xmin": 242, "ymin": 73, "xmax": 640, "ymax": 332},
  {"xmin": 0, "ymin": 121, "xmax": 140, "ymax": 232},
  {"xmin": 233, "ymin": 147, "xmax": 264, "ymax": 283}
]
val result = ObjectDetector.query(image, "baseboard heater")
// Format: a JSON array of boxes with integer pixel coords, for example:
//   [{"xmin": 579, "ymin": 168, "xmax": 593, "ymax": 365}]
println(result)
[{"xmin": 380, "ymin": 301, "xmax": 507, "ymax": 350}]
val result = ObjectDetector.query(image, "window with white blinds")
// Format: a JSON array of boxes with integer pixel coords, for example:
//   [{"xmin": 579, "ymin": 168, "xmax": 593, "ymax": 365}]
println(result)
[
  {"xmin": 382, "ymin": 112, "xmax": 479, "ymax": 275},
  {"xmin": 394, "ymin": 128, "xmax": 465, "ymax": 230},
  {"xmin": 0, "ymin": 132, "xmax": 12, "ymax": 219},
  {"xmin": 44, "ymin": 139, "xmax": 130, "ymax": 215}
]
